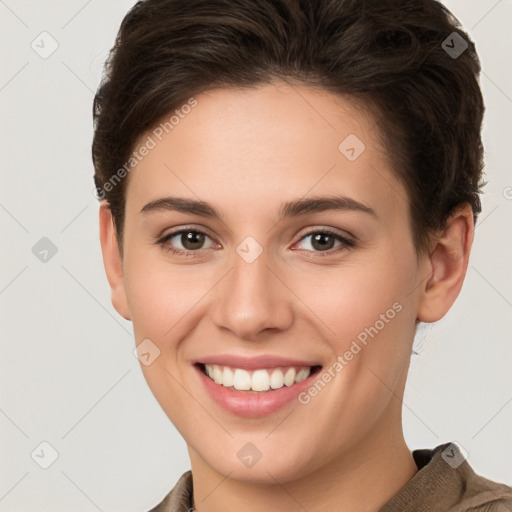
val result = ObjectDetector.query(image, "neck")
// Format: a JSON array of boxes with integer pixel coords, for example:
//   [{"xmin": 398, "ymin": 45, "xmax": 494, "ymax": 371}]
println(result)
[{"xmin": 188, "ymin": 417, "xmax": 418, "ymax": 512}]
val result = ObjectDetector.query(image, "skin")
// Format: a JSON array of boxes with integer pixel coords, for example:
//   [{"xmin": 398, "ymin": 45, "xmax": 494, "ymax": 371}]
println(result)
[{"xmin": 99, "ymin": 80, "xmax": 474, "ymax": 512}]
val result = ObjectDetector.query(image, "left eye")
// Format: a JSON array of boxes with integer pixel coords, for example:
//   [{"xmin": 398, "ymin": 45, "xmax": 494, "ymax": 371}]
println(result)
[{"xmin": 294, "ymin": 230, "xmax": 354, "ymax": 253}]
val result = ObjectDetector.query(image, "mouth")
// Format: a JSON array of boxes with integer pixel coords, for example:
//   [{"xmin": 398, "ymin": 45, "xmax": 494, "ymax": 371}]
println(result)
[
  {"xmin": 195, "ymin": 362, "xmax": 323, "ymax": 394},
  {"xmin": 191, "ymin": 354, "xmax": 324, "ymax": 417}
]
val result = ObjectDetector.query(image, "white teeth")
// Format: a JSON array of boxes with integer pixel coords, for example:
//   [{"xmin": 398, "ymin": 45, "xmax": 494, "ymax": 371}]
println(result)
[
  {"xmin": 295, "ymin": 367, "xmax": 310, "ymax": 382},
  {"xmin": 223, "ymin": 366, "xmax": 234, "ymax": 387},
  {"xmin": 213, "ymin": 365, "xmax": 223, "ymax": 385},
  {"xmin": 283, "ymin": 368, "xmax": 296, "ymax": 386},
  {"xmin": 251, "ymin": 369, "xmax": 270, "ymax": 391},
  {"xmin": 203, "ymin": 364, "xmax": 313, "ymax": 391},
  {"xmin": 233, "ymin": 369, "xmax": 251, "ymax": 390},
  {"xmin": 270, "ymin": 368, "xmax": 284, "ymax": 389}
]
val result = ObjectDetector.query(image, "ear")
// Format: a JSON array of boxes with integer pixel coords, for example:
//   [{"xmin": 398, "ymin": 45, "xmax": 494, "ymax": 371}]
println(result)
[
  {"xmin": 98, "ymin": 202, "xmax": 131, "ymax": 321},
  {"xmin": 416, "ymin": 202, "xmax": 475, "ymax": 323}
]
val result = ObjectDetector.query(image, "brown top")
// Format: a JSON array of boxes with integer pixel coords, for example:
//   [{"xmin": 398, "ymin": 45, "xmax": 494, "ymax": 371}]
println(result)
[{"xmin": 148, "ymin": 442, "xmax": 512, "ymax": 511}]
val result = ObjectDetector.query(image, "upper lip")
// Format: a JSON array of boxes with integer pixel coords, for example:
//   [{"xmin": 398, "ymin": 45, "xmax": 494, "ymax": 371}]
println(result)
[{"xmin": 194, "ymin": 354, "xmax": 322, "ymax": 371}]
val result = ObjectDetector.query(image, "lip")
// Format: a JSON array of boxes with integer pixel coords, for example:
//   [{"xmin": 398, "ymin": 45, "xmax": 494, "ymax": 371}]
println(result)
[
  {"xmin": 193, "ymin": 354, "xmax": 321, "ymax": 371},
  {"xmin": 193, "ymin": 363, "xmax": 322, "ymax": 418}
]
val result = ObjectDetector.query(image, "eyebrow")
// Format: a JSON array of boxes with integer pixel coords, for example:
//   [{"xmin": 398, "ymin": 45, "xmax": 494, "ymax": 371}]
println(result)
[{"xmin": 140, "ymin": 195, "xmax": 378, "ymax": 220}]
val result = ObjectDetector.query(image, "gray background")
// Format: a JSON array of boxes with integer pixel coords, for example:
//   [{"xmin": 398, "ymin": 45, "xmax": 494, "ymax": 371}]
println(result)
[{"xmin": 1, "ymin": 1, "xmax": 511, "ymax": 510}]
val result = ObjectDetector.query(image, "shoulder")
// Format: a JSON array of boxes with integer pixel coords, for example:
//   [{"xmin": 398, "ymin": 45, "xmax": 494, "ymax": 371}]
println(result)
[
  {"xmin": 146, "ymin": 470, "xmax": 193, "ymax": 512},
  {"xmin": 380, "ymin": 443, "xmax": 512, "ymax": 512},
  {"xmin": 455, "ymin": 465, "xmax": 512, "ymax": 512},
  {"xmin": 423, "ymin": 443, "xmax": 512, "ymax": 512}
]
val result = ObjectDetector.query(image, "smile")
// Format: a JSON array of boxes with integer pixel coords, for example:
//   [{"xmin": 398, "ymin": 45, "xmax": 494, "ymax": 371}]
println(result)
[
  {"xmin": 199, "ymin": 363, "xmax": 321, "ymax": 392},
  {"xmin": 193, "ymin": 361, "xmax": 323, "ymax": 417}
]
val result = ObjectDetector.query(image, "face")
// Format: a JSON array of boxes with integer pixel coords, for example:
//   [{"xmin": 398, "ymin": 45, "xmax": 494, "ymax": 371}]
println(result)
[{"xmin": 105, "ymin": 81, "xmax": 433, "ymax": 483}]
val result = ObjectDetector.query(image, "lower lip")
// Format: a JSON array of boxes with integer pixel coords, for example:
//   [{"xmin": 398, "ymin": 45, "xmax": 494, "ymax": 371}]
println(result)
[{"xmin": 194, "ymin": 364, "xmax": 321, "ymax": 418}]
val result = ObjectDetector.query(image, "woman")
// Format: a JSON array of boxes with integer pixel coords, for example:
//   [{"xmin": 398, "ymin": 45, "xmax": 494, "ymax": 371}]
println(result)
[{"xmin": 92, "ymin": 0, "xmax": 512, "ymax": 510}]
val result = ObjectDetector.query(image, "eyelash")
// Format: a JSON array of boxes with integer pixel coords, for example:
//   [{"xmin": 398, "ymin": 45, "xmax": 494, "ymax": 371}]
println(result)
[{"xmin": 156, "ymin": 227, "xmax": 355, "ymax": 258}]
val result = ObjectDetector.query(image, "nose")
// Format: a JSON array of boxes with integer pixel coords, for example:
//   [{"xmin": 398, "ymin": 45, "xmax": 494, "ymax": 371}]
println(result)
[{"xmin": 210, "ymin": 250, "xmax": 294, "ymax": 341}]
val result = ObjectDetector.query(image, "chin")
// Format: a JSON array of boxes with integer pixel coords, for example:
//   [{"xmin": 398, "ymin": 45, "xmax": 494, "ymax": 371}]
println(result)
[{"xmin": 198, "ymin": 442, "xmax": 321, "ymax": 485}]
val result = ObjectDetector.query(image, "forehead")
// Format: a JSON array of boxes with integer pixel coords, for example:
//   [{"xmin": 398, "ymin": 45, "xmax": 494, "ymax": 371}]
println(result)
[{"xmin": 125, "ymin": 81, "xmax": 407, "ymax": 223}]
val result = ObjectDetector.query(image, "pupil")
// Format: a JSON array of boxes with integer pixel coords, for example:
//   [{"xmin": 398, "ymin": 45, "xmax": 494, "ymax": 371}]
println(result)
[
  {"xmin": 313, "ymin": 233, "xmax": 333, "ymax": 251},
  {"xmin": 183, "ymin": 231, "xmax": 204, "ymax": 250}
]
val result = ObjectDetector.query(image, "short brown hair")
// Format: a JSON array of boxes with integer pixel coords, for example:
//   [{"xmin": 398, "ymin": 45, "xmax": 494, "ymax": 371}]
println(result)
[{"xmin": 92, "ymin": 0, "xmax": 485, "ymax": 256}]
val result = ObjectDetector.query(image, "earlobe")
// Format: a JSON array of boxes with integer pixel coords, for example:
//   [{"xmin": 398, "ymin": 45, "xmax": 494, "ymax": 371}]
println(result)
[
  {"xmin": 416, "ymin": 203, "xmax": 475, "ymax": 323},
  {"xmin": 98, "ymin": 202, "xmax": 132, "ymax": 321}
]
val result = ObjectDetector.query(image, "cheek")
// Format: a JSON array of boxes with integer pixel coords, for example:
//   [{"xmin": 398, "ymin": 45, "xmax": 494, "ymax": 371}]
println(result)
[
  {"xmin": 292, "ymin": 250, "xmax": 417, "ymax": 407},
  {"xmin": 292, "ymin": 258, "xmax": 414, "ymax": 348},
  {"xmin": 124, "ymin": 261, "xmax": 205, "ymax": 428},
  {"xmin": 125, "ymin": 257, "xmax": 207, "ymax": 341}
]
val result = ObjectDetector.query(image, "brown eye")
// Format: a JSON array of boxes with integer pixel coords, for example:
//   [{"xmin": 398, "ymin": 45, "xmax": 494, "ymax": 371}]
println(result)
[
  {"xmin": 295, "ymin": 229, "xmax": 355, "ymax": 254},
  {"xmin": 310, "ymin": 232, "xmax": 336, "ymax": 251},
  {"xmin": 179, "ymin": 231, "xmax": 206, "ymax": 250},
  {"xmin": 158, "ymin": 229, "xmax": 215, "ymax": 256}
]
